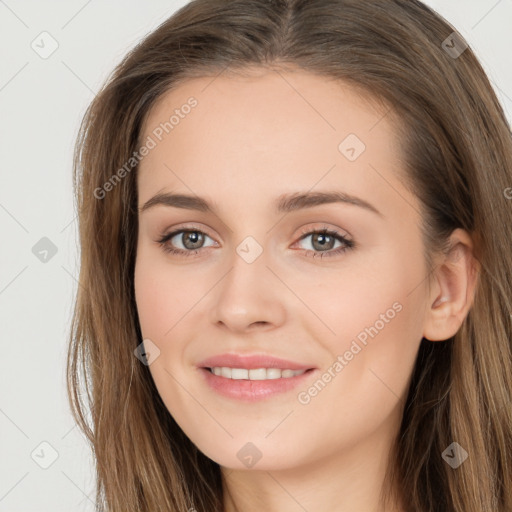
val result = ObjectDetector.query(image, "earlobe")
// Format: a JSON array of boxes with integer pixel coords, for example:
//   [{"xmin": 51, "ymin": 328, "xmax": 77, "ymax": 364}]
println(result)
[{"xmin": 422, "ymin": 229, "xmax": 479, "ymax": 342}]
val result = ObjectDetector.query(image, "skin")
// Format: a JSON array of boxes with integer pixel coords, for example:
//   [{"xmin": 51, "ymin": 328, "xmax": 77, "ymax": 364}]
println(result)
[{"xmin": 134, "ymin": 66, "xmax": 479, "ymax": 512}]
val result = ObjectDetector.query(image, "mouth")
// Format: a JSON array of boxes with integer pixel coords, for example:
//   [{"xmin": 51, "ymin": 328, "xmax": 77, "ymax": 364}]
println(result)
[
  {"xmin": 205, "ymin": 366, "xmax": 314, "ymax": 380},
  {"xmin": 196, "ymin": 353, "xmax": 317, "ymax": 401},
  {"xmin": 199, "ymin": 366, "xmax": 318, "ymax": 403}
]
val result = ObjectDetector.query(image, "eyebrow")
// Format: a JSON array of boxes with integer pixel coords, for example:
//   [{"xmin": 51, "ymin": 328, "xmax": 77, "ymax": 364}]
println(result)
[{"xmin": 139, "ymin": 190, "xmax": 383, "ymax": 217}]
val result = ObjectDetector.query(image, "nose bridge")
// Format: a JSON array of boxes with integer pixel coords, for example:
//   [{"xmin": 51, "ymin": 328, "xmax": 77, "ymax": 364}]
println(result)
[
  {"xmin": 223, "ymin": 234, "xmax": 270, "ymax": 298},
  {"xmin": 210, "ymin": 233, "xmax": 285, "ymax": 330}
]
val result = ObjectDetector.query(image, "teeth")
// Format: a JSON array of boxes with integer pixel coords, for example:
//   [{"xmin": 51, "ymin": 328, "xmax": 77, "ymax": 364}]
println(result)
[
  {"xmin": 209, "ymin": 367, "xmax": 307, "ymax": 380},
  {"xmin": 266, "ymin": 368, "xmax": 282, "ymax": 379},
  {"xmin": 248, "ymin": 368, "xmax": 267, "ymax": 380},
  {"xmin": 231, "ymin": 368, "xmax": 249, "ymax": 380}
]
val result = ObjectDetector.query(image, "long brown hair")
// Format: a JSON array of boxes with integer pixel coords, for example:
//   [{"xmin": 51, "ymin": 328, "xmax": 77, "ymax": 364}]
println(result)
[{"xmin": 66, "ymin": 1, "xmax": 512, "ymax": 510}]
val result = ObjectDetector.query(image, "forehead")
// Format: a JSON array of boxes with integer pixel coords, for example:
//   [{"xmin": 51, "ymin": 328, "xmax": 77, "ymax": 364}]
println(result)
[
  {"xmin": 136, "ymin": 68, "xmax": 409, "ymax": 215},
  {"xmin": 140, "ymin": 67, "xmax": 395, "ymax": 149}
]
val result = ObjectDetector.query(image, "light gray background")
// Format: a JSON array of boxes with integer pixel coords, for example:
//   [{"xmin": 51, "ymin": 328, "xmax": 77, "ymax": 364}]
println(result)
[{"xmin": 0, "ymin": 1, "xmax": 511, "ymax": 511}]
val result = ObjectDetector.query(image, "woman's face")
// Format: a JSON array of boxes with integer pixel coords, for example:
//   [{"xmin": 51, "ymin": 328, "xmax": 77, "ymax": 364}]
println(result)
[{"xmin": 134, "ymin": 68, "xmax": 431, "ymax": 471}]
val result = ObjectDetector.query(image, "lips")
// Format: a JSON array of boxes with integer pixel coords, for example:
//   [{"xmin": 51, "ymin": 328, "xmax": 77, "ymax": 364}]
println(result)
[
  {"xmin": 198, "ymin": 353, "xmax": 315, "ymax": 371},
  {"xmin": 196, "ymin": 353, "xmax": 317, "ymax": 401}
]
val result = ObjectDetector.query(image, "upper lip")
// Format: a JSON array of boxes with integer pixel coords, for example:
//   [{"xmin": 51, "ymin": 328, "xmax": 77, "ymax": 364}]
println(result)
[{"xmin": 198, "ymin": 353, "xmax": 315, "ymax": 371}]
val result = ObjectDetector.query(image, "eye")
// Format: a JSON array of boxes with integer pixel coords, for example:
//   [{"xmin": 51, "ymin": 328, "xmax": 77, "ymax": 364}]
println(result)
[
  {"xmin": 157, "ymin": 227, "xmax": 216, "ymax": 257},
  {"xmin": 294, "ymin": 226, "xmax": 354, "ymax": 258},
  {"xmin": 157, "ymin": 224, "xmax": 355, "ymax": 259}
]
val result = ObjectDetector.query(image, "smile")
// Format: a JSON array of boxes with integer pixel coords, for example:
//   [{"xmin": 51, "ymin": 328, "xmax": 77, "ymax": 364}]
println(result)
[
  {"xmin": 199, "ymin": 367, "xmax": 316, "ymax": 402},
  {"xmin": 208, "ymin": 367, "xmax": 307, "ymax": 380}
]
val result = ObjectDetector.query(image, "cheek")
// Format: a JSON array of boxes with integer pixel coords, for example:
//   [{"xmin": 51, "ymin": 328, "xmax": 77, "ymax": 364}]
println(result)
[
  {"xmin": 300, "ymin": 246, "xmax": 425, "ymax": 402},
  {"xmin": 288, "ymin": 297, "xmax": 424, "ymax": 465},
  {"xmin": 298, "ymin": 251, "xmax": 426, "ymax": 435},
  {"xmin": 133, "ymin": 250, "xmax": 202, "ymax": 436},
  {"xmin": 287, "ymin": 244, "xmax": 422, "ymax": 347},
  {"xmin": 134, "ymin": 246, "xmax": 207, "ymax": 339},
  {"xmin": 134, "ymin": 274, "xmax": 170, "ymax": 340}
]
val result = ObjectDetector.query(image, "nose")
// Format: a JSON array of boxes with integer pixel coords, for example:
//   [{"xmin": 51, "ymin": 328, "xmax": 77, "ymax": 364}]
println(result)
[{"xmin": 209, "ymin": 244, "xmax": 286, "ymax": 333}]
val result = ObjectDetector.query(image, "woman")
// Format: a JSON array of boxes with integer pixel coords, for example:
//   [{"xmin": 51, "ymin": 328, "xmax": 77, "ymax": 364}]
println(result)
[{"xmin": 67, "ymin": 0, "xmax": 512, "ymax": 510}]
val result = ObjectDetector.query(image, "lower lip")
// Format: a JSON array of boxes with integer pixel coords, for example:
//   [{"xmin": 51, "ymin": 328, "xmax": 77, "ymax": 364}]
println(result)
[{"xmin": 199, "ymin": 367, "xmax": 316, "ymax": 402}]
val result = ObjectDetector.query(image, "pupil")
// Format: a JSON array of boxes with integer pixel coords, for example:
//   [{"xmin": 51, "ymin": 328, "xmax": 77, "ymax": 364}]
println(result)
[
  {"xmin": 313, "ymin": 233, "xmax": 334, "ymax": 251},
  {"xmin": 184, "ymin": 231, "xmax": 203, "ymax": 249}
]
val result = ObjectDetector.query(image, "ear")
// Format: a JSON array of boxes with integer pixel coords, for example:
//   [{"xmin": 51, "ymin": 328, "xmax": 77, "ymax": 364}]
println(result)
[{"xmin": 422, "ymin": 228, "xmax": 480, "ymax": 342}]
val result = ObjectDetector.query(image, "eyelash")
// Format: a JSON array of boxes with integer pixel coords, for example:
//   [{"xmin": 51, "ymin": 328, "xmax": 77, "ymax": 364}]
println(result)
[{"xmin": 157, "ymin": 225, "xmax": 355, "ymax": 259}]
